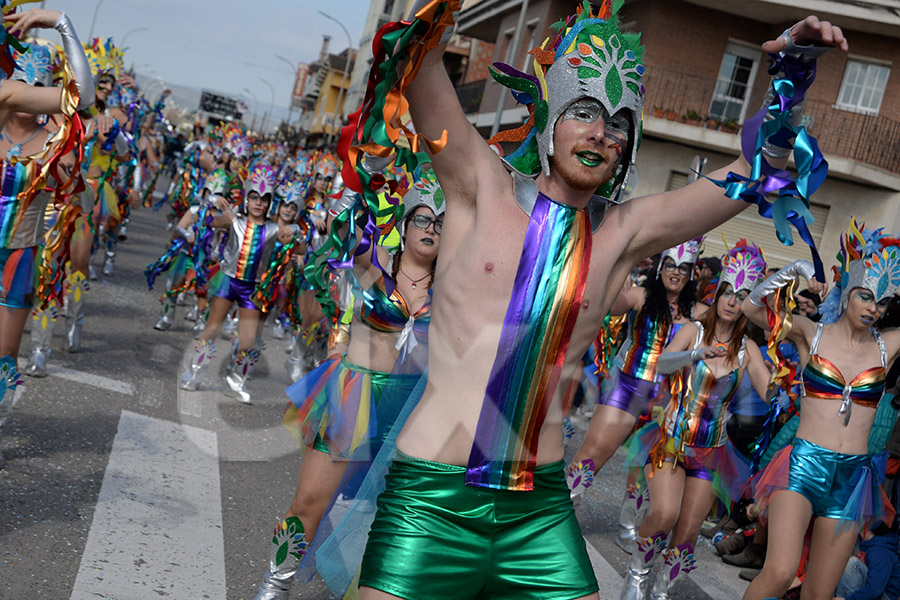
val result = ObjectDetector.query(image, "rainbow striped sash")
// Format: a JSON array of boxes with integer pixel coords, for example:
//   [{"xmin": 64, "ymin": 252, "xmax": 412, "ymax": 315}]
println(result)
[{"xmin": 466, "ymin": 193, "xmax": 591, "ymax": 491}]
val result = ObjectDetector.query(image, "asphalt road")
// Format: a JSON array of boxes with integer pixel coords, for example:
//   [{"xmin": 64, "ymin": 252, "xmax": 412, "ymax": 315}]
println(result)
[{"xmin": 0, "ymin": 188, "xmax": 752, "ymax": 599}]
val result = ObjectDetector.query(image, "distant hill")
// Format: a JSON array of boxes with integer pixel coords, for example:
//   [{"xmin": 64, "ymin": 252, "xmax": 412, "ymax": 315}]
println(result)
[{"xmin": 133, "ymin": 73, "xmax": 296, "ymax": 132}]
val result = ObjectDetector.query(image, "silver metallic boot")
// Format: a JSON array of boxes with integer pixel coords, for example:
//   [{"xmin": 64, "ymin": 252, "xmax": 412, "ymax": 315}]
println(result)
[
  {"xmin": 621, "ymin": 532, "xmax": 667, "ymax": 600},
  {"xmin": 221, "ymin": 309, "xmax": 238, "ymax": 339},
  {"xmin": 252, "ymin": 516, "xmax": 308, "ymax": 600},
  {"xmin": 154, "ymin": 296, "xmax": 176, "ymax": 330},
  {"xmin": 184, "ymin": 304, "xmax": 199, "ymax": 322},
  {"xmin": 24, "ymin": 302, "xmax": 58, "ymax": 377},
  {"xmin": 616, "ymin": 482, "xmax": 651, "ymax": 554},
  {"xmin": 284, "ymin": 334, "xmax": 304, "ymax": 383},
  {"xmin": 64, "ymin": 272, "xmax": 89, "ymax": 352},
  {"xmin": 179, "ymin": 340, "xmax": 216, "ymax": 391},
  {"xmin": 650, "ymin": 542, "xmax": 696, "ymax": 600},
  {"xmin": 102, "ymin": 250, "xmax": 115, "ymax": 277},
  {"xmin": 0, "ymin": 356, "xmax": 24, "ymax": 469},
  {"xmin": 225, "ymin": 348, "xmax": 259, "ymax": 404},
  {"xmin": 566, "ymin": 459, "xmax": 595, "ymax": 504}
]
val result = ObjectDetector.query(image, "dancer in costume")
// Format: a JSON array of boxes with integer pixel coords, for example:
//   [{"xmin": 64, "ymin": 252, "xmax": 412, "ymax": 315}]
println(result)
[
  {"xmin": 179, "ymin": 164, "xmax": 296, "ymax": 404},
  {"xmin": 0, "ymin": 7, "xmax": 95, "ymax": 463},
  {"xmin": 252, "ymin": 172, "xmax": 442, "ymax": 600},
  {"xmin": 571, "ymin": 238, "xmax": 707, "ymax": 551},
  {"xmin": 620, "ymin": 241, "xmax": 770, "ymax": 600},
  {"xmin": 326, "ymin": 2, "xmax": 845, "ymax": 598},
  {"xmin": 740, "ymin": 220, "xmax": 900, "ymax": 600},
  {"xmin": 61, "ymin": 37, "xmax": 130, "ymax": 352}
]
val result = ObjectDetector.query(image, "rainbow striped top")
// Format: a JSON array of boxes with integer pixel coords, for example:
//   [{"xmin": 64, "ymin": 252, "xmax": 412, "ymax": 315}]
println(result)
[
  {"xmin": 620, "ymin": 312, "xmax": 683, "ymax": 381},
  {"xmin": 358, "ymin": 278, "xmax": 431, "ymax": 336},
  {"xmin": 220, "ymin": 217, "xmax": 279, "ymax": 282},
  {"xmin": 800, "ymin": 323, "xmax": 887, "ymax": 414},
  {"xmin": 664, "ymin": 358, "xmax": 743, "ymax": 449},
  {"xmin": 0, "ymin": 158, "xmax": 47, "ymax": 249},
  {"xmin": 466, "ymin": 193, "xmax": 591, "ymax": 491}
]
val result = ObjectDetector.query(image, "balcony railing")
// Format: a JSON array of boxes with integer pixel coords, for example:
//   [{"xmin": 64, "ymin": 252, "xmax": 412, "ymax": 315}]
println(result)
[
  {"xmin": 644, "ymin": 66, "xmax": 900, "ymax": 174},
  {"xmin": 455, "ymin": 79, "xmax": 487, "ymax": 115}
]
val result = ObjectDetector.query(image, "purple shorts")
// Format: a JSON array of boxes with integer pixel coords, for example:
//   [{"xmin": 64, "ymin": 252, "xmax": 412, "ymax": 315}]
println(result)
[
  {"xmin": 211, "ymin": 275, "xmax": 259, "ymax": 311},
  {"xmin": 601, "ymin": 370, "xmax": 657, "ymax": 418}
]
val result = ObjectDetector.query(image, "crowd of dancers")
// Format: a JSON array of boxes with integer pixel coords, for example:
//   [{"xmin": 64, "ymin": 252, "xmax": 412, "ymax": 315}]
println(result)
[{"xmin": 0, "ymin": 1, "xmax": 898, "ymax": 600}]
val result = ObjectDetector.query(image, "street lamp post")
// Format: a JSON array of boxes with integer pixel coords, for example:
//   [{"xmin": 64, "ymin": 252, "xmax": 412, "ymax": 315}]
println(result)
[
  {"xmin": 243, "ymin": 87, "xmax": 259, "ymax": 132},
  {"xmin": 120, "ymin": 27, "xmax": 149, "ymax": 47},
  {"xmin": 259, "ymin": 78, "xmax": 276, "ymax": 135},
  {"xmin": 89, "ymin": 0, "xmax": 108, "ymax": 39},
  {"xmin": 275, "ymin": 54, "xmax": 297, "ymax": 126},
  {"xmin": 318, "ymin": 10, "xmax": 353, "ymax": 147}
]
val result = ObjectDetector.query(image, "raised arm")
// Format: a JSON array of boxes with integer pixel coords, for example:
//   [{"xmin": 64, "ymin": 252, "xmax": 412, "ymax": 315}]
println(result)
[
  {"xmin": 614, "ymin": 17, "xmax": 847, "ymax": 267},
  {"xmin": 0, "ymin": 10, "xmax": 94, "ymax": 118},
  {"xmin": 608, "ymin": 282, "xmax": 644, "ymax": 317},
  {"xmin": 741, "ymin": 260, "xmax": 823, "ymax": 352},
  {"xmin": 405, "ymin": 4, "xmax": 507, "ymax": 210}
]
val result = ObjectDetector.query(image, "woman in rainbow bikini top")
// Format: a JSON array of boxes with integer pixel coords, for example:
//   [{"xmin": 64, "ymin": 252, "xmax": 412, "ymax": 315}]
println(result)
[
  {"xmin": 249, "ymin": 171, "xmax": 444, "ymax": 600},
  {"xmin": 619, "ymin": 240, "xmax": 770, "ymax": 600},
  {"xmin": 740, "ymin": 220, "xmax": 900, "ymax": 600}
]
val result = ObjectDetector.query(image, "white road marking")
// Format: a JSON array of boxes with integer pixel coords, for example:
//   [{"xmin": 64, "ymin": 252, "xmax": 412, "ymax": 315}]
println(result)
[
  {"xmin": 48, "ymin": 365, "xmax": 134, "ymax": 396},
  {"xmin": 70, "ymin": 410, "xmax": 225, "ymax": 600},
  {"xmin": 585, "ymin": 537, "xmax": 623, "ymax": 588}
]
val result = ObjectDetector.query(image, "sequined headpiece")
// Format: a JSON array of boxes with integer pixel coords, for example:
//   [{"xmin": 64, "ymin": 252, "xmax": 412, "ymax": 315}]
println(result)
[
  {"xmin": 833, "ymin": 218, "xmax": 900, "ymax": 309},
  {"xmin": 720, "ymin": 239, "xmax": 767, "ymax": 295},
  {"xmin": 245, "ymin": 164, "xmax": 277, "ymax": 199},
  {"xmin": 398, "ymin": 170, "xmax": 445, "ymax": 249},
  {"xmin": 276, "ymin": 180, "xmax": 303, "ymax": 209},
  {"xmin": 83, "ymin": 38, "xmax": 124, "ymax": 84},
  {"xmin": 12, "ymin": 44, "xmax": 52, "ymax": 87},
  {"xmin": 657, "ymin": 236, "xmax": 703, "ymax": 279},
  {"xmin": 488, "ymin": 0, "xmax": 645, "ymax": 203},
  {"xmin": 203, "ymin": 168, "xmax": 230, "ymax": 197}
]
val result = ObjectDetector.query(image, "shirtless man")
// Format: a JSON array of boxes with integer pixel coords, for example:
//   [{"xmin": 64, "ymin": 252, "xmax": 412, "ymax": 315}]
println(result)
[{"xmin": 355, "ymin": 4, "xmax": 847, "ymax": 599}]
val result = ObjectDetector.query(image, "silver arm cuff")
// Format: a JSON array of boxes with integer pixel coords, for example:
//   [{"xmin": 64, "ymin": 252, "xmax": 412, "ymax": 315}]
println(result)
[
  {"xmin": 175, "ymin": 227, "xmax": 193, "ymax": 240},
  {"xmin": 114, "ymin": 131, "xmax": 129, "ymax": 156},
  {"xmin": 657, "ymin": 348, "xmax": 705, "ymax": 375},
  {"xmin": 328, "ymin": 188, "xmax": 358, "ymax": 217},
  {"xmin": 54, "ymin": 12, "xmax": 95, "ymax": 110},
  {"xmin": 748, "ymin": 259, "xmax": 815, "ymax": 306}
]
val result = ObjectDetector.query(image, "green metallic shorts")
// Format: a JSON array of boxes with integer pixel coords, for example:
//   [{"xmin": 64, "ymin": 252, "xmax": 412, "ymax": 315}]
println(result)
[{"xmin": 359, "ymin": 454, "xmax": 598, "ymax": 600}]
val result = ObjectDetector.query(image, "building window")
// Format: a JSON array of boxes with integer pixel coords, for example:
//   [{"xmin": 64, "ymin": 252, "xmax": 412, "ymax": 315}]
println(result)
[
  {"xmin": 708, "ymin": 42, "xmax": 760, "ymax": 123},
  {"xmin": 382, "ymin": 0, "xmax": 394, "ymax": 17},
  {"xmin": 836, "ymin": 59, "xmax": 890, "ymax": 114}
]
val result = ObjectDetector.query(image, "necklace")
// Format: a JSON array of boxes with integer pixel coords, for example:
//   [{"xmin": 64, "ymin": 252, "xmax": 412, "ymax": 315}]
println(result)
[
  {"xmin": 713, "ymin": 331, "xmax": 733, "ymax": 344},
  {"xmin": 2, "ymin": 127, "xmax": 42, "ymax": 160},
  {"xmin": 400, "ymin": 268, "xmax": 430, "ymax": 289}
]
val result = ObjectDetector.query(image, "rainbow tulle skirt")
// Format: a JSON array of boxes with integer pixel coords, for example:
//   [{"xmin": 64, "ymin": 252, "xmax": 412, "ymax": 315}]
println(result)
[
  {"xmin": 624, "ymin": 421, "xmax": 751, "ymax": 508},
  {"xmin": 283, "ymin": 354, "xmax": 420, "ymax": 459}
]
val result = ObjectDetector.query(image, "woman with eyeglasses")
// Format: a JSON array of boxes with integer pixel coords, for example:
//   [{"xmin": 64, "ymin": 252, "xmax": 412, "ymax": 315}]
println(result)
[
  {"xmin": 251, "ymin": 171, "xmax": 443, "ymax": 600},
  {"xmin": 621, "ymin": 240, "xmax": 770, "ymax": 600},
  {"xmin": 568, "ymin": 238, "xmax": 708, "ymax": 548},
  {"xmin": 739, "ymin": 220, "xmax": 900, "ymax": 600}
]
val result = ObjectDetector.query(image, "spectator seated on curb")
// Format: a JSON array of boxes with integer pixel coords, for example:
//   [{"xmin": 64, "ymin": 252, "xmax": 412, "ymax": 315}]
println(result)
[{"xmin": 834, "ymin": 522, "xmax": 900, "ymax": 600}]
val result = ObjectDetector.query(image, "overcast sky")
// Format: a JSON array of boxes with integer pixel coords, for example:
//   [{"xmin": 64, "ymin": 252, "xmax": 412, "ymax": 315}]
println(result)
[{"xmin": 43, "ymin": 0, "xmax": 370, "ymax": 111}]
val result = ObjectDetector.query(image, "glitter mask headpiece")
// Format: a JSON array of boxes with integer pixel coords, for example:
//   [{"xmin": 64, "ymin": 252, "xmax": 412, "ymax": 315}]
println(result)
[
  {"xmin": 203, "ymin": 168, "xmax": 230, "ymax": 197},
  {"xmin": 657, "ymin": 236, "xmax": 703, "ymax": 279},
  {"xmin": 12, "ymin": 44, "xmax": 52, "ymax": 87},
  {"xmin": 398, "ymin": 170, "xmax": 445, "ymax": 249},
  {"xmin": 245, "ymin": 164, "xmax": 277, "ymax": 199},
  {"xmin": 488, "ymin": 0, "xmax": 645, "ymax": 203},
  {"xmin": 720, "ymin": 239, "xmax": 767, "ymax": 295},
  {"xmin": 276, "ymin": 180, "xmax": 303, "ymax": 210},
  {"xmin": 834, "ymin": 218, "xmax": 900, "ymax": 309},
  {"xmin": 83, "ymin": 37, "xmax": 124, "ymax": 85}
]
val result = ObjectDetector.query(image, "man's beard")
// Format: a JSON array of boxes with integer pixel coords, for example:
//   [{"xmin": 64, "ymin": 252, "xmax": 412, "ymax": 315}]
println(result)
[{"xmin": 549, "ymin": 151, "xmax": 617, "ymax": 192}]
